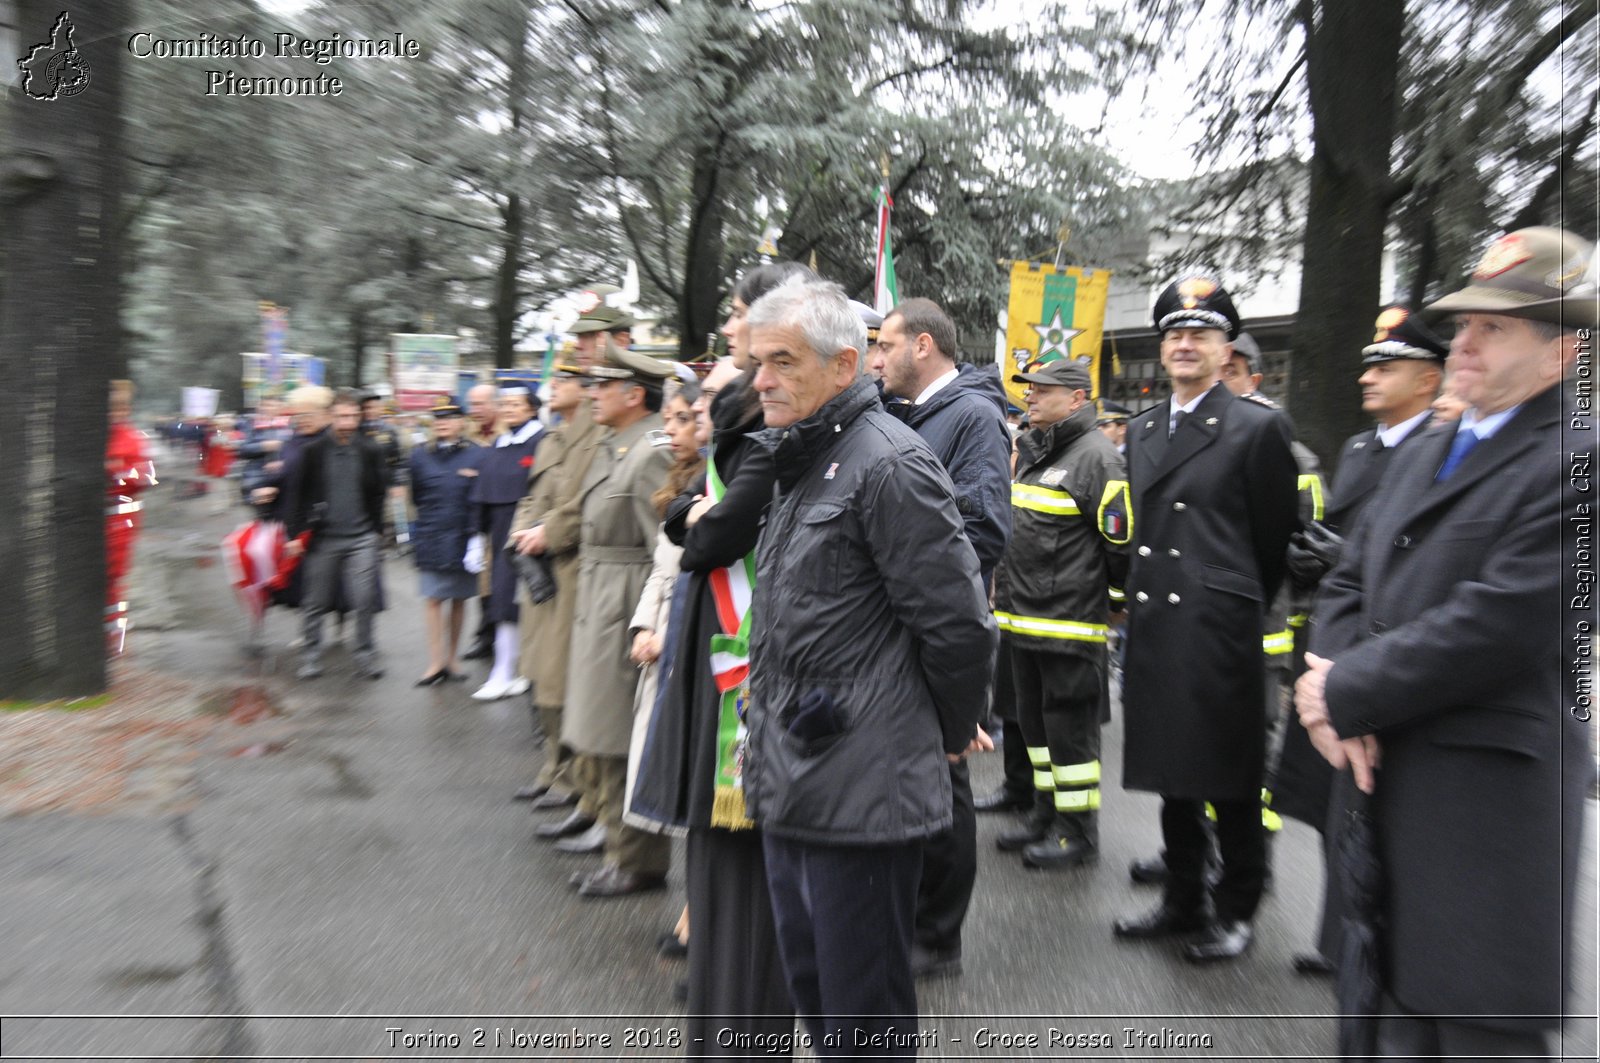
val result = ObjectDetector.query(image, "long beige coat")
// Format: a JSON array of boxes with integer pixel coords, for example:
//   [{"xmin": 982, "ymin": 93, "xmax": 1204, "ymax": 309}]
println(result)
[
  {"xmin": 562, "ymin": 413, "xmax": 671, "ymax": 758},
  {"xmin": 514, "ymin": 402, "xmax": 606, "ymax": 709}
]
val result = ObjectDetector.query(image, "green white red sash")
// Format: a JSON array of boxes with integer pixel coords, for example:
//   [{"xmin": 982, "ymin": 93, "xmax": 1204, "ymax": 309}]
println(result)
[{"xmin": 705, "ymin": 453, "xmax": 756, "ymax": 830}]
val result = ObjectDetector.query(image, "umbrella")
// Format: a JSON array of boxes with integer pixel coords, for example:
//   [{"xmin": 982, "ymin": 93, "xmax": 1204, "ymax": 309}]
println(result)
[{"xmin": 1335, "ymin": 786, "xmax": 1385, "ymax": 1060}]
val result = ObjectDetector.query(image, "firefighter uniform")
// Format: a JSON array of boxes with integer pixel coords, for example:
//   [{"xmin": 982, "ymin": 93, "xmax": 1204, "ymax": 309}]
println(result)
[{"xmin": 992, "ymin": 359, "xmax": 1129, "ymax": 868}]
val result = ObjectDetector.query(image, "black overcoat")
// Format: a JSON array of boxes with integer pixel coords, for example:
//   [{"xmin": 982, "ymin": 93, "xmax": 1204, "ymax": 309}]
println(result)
[
  {"xmin": 1312, "ymin": 383, "xmax": 1589, "ymax": 1029},
  {"xmin": 1273, "ymin": 414, "xmax": 1431, "ymax": 829},
  {"xmin": 1120, "ymin": 382, "xmax": 1299, "ymax": 800}
]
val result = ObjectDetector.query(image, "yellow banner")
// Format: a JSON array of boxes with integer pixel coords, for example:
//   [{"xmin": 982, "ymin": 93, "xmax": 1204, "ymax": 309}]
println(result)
[{"xmin": 1003, "ymin": 263, "xmax": 1111, "ymax": 411}]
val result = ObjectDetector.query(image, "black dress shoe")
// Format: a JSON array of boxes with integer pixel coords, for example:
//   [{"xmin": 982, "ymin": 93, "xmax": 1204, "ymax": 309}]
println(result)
[
  {"xmin": 576, "ymin": 865, "xmax": 666, "ymax": 898},
  {"xmin": 1129, "ymin": 852, "xmax": 1222, "ymax": 888},
  {"xmin": 1113, "ymin": 902, "xmax": 1210, "ymax": 940},
  {"xmin": 910, "ymin": 943, "xmax": 962, "ymax": 980},
  {"xmin": 1184, "ymin": 920, "xmax": 1253, "ymax": 963},
  {"xmin": 461, "ymin": 638, "xmax": 493, "ymax": 661},
  {"xmin": 554, "ymin": 822, "xmax": 606, "ymax": 854},
  {"xmin": 511, "ymin": 783, "xmax": 550, "ymax": 802},
  {"xmin": 529, "ymin": 788, "xmax": 578, "ymax": 811},
  {"xmin": 1128, "ymin": 853, "xmax": 1168, "ymax": 884},
  {"xmin": 1292, "ymin": 951, "xmax": 1336, "ymax": 976},
  {"xmin": 415, "ymin": 670, "xmax": 447, "ymax": 687},
  {"xmin": 657, "ymin": 931, "xmax": 688, "ymax": 959},
  {"xmin": 534, "ymin": 810, "xmax": 595, "ymax": 840},
  {"xmin": 973, "ymin": 787, "xmax": 1031, "ymax": 814}
]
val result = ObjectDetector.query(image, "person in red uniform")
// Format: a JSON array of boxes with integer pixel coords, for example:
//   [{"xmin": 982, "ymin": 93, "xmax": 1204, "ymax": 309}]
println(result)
[{"xmin": 105, "ymin": 379, "xmax": 156, "ymax": 654}]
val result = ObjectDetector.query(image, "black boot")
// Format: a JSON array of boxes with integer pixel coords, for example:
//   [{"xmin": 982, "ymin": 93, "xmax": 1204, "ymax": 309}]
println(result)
[
  {"xmin": 996, "ymin": 792, "xmax": 1053, "ymax": 852},
  {"xmin": 1022, "ymin": 812, "xmax": 1099, "ymax": 870}
]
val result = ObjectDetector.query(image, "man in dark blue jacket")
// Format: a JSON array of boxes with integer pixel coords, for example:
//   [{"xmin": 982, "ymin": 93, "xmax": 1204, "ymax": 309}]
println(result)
[
  {"xmin": 870, "ymin": 297, "xmax": 1011, "ymax": 980},
  {"xmin": 746, "ymin": 279, "xmax": 997, "ymax": 1055}
]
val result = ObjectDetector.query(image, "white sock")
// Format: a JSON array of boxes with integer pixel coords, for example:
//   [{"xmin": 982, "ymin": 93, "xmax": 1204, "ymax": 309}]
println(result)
[{"xmin": 487, "ymin": 622, "xmax": 519, "ymax": 686}]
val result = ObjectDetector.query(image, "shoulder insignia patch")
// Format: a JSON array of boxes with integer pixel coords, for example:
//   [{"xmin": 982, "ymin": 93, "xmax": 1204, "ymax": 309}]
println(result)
[
  {"xmin": 645, "ymin": 430, "xmax": 672, "ymax": 449},
  {"xmin": 1039, "ymin": 468, "xmax": 1067, "ymax": 487}
]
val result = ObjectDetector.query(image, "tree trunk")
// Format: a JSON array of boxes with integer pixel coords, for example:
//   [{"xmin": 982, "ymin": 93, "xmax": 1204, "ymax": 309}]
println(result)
[
  {"xmin": 678, "ymin": 138, "xmax": 728, "ymax": 359},
  {"xmin": 1286, "ymin": 0, "xmax": 1405, "ymax": 467},
  {"xmin": 350, "ymin": 305, "xmax": 367, "ymax": 387},
  {"xmin": 0, "ymin": 0, "xmax": 126, "ymax": 697},
  {"xmin": 493, "ymin": 191, "xmax": 522, "ymax": 368}
]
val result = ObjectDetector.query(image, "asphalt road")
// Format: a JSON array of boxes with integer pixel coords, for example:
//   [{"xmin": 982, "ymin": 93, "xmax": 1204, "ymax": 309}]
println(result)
[{"xmin": 1, "ymin": 460, "xmax": 1594, "ymax": 1061}]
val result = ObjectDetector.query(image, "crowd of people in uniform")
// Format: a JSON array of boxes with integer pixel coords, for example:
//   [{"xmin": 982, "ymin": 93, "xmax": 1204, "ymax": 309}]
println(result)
[{"xmin": 104, "ymin": 224, "xmax": 1595, "ymax": 1061}]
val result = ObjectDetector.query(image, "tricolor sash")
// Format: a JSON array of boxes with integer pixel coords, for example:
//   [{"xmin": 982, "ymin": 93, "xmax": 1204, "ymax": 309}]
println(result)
[{"xmin": 705, "ymin": 453, "xmax": 756, "ymax": 830}]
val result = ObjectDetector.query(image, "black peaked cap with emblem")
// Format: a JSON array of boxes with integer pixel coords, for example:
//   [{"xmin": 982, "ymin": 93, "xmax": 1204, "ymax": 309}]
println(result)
[
  {"xmin": 1361, "ymin": 306, "xmax": 1448, "ymax": 364},
  {"xmin": 1153, "ymin": 273, "xmax": 1241, "ymax": 339}
]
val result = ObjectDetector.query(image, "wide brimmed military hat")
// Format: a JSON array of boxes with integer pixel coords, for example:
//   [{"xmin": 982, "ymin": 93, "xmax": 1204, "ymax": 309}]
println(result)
[
  {"xmin": 430, "ymin": 399, "xmax": 464, "ymax": 417},
  {"xmin": 569, "ymin": 283, "xmax": 636, "ymax": 334},
  {"xmin": 1361, "ymin": 306, "xmax": 1448, "ymax": 364},
  {"xmin": 1012, "ymin": 358, "xmax": 1091, "ymax": 390},
  {"xmin": 1427, "ymin": 227, "xmax": 1597, "ymax": 329},
  {"xmin": 1153, "ymin": 273, "xmax": 1241, "ymax": 339},
  {"xmin": 586, "ymin": 339, "xmax": 675, "ymax": 383},
  {"xmin": 551, "ymin": 363, "xmax": 588, "ymax": 380}
]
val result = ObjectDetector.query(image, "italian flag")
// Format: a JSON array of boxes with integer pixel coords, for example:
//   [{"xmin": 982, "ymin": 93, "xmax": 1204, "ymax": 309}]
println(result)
[{"xmin": 873, "ymin": 183, "xmax": 899, "ymax": 314}]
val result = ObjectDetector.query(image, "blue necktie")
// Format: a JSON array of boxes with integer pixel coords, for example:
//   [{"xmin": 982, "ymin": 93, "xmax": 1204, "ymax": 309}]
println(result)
[{"xmin": 1435, "ymin": 428, "xmax": 1481, "ymax": 482}]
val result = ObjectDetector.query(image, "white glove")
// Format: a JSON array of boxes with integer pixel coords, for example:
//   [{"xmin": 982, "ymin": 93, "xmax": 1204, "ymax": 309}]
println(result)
[{"xmin": 463, "ymin": 534, "xmax": 485, "ymax": 574}]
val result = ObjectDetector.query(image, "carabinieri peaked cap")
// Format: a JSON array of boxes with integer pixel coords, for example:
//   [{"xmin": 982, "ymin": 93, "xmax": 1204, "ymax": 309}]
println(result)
[{"xmin": 1153, "ymin": 273, "xmax": 1242, "ymax": 339}]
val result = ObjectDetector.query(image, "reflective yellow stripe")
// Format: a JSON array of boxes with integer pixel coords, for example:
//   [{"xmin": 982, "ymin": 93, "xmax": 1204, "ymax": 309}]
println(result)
[
  {"xmin": 1260, "ymin": 788, "xmax": 1282, "ymax": 831},
  {"xmin": 1263, "ymin": 629, "xmax": 1293, "ymax": 655},
  {"xmin": 1011, "ymin": 482, "xmax": 1080, "ymax": 515},
  {"xmin": 1033, "ymin": 771, "xmax": 1054, "ymax": 790},
  {"xmin": 1299, "ymin": 474, "xmax": 1326, "ymax": 522},
  {"xmin": 1288, "ymin": 613, "xmax": 1308, "ymax": 629},
  {"xmin": 1055, "ymin": 789, "xmax": 1101, "ymax": 812},
  {"xmin": 1097, "ymin": 479, "xmax": 1132, "ymax": 545},
  {"xmin": 1053, "ymin": 760, "xmax": 1101, "ymax": 787},
  {"xmin": 993, "ymin": 611, "xmax": 1109, "ymax": 643},
  {"xmin": 1026, "ymin": 746, "xmax": 1051, "ymax": 768},
  {"xmin": 1108, "ymin": 587, "xmax": 1126, "ymax": 602},
  {"xmin": 1204, "ymin": 802, "xmax": 1217, "ymax": 822}
]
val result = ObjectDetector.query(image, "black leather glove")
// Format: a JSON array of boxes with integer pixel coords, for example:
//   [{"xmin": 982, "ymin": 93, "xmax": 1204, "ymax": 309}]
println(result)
[{"xmin": 1286, "ymin": 521, "xmax": 1345, "ymax": 591}]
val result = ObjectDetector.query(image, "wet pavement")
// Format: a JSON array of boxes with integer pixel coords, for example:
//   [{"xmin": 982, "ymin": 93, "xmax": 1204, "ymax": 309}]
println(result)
[{"xmin": 1, "ymin": 455, "xmax": 1595, "ymax": 1060}]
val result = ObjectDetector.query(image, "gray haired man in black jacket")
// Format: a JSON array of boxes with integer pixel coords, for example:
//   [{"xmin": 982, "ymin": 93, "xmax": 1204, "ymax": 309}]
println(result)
[{"xmin": 745, "ymin": 279, "xmax": 997, "ymax": 1056}]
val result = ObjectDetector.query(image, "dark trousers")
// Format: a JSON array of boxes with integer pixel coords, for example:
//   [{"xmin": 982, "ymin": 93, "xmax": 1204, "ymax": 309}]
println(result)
[
  {"xmin": 1160, "ymin": 796, "xmax": 1264, "ymax": 922},
  {"xmin": 763, "ymin": 835, "xmax": 921, "ymax": 1058},
  {"xmin": 1376, "ymin": 995, "xmax": 1550, "ymax": 1062},
  {"xmin": 913, "ymin": 758, "xmax": 975, "ymax": 954},
  {"xmin": 301, "ymin": 532, "xmax": 380, "ymax": 657},
  {"xmin": 993, "ymin": 638, "xmax": 1032, "ymax": 800},
  {"xmin": 1012, "ymin": 648, "xmax": 1102, "ymax": 833}
]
